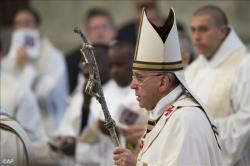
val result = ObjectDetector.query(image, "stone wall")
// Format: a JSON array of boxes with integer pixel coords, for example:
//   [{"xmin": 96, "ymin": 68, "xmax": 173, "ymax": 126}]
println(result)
[{"xmin": 2, "ymin": 0, "xmax": 249, "ymax": 54}]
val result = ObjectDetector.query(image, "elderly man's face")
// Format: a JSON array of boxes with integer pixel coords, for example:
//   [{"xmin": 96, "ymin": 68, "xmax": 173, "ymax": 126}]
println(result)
[
  {"xmin": 86, "ymin": 16, "xmax": 116, "ymax": 45},
  {"xmin": 130, "ymin": 71, "xmax": 163, "ymax": 110}
]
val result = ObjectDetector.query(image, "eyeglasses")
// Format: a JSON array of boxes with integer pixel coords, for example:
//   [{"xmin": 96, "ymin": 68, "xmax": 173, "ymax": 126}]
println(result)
[{"xmin": 132, "ymin": 73, "xmax": 162, "ymax": 84}]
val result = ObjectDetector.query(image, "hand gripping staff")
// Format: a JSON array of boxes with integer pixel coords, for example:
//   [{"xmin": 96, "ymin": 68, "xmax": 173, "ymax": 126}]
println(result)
[{"xmin": 73, "ymin": 27, "xmax": 120, "ymax": 147}]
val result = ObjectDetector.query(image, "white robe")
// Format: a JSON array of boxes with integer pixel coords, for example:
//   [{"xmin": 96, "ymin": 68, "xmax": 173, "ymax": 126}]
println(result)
[
  {"xmin": 215, "ymin": 55, "xmax": 250, "ymax": 166},
  {"xmin": 0, "ymin": 71, "xmax": 54, "ymax": 165},
  {"xmin": 2, "ymin": 37, "xmax": 68, "ymax": 130},
  {"xmin": 76, "ymin": 80, "xmax": 133, "ymax": 166},
  {"xmin": 185, "ymin": 28, "xmax": 250, "ymax": 165},
  {"xmin": 137, "ymin": 86, "xmax": 222, "ymax": 166},
  {"xmin": 0, "ymin": 71, "xmax": 47, "ymax": 143},
  {"xmin": 57, "ymin": 80, "xmax": 136, "ymax": 166},
  {"xmin": 0, "ymin": 109, "xmax": 34, "ymax": 166}
]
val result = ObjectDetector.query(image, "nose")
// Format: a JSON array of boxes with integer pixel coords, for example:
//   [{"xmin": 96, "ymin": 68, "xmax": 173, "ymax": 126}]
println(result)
[
  {"xmin": 111, "ymin": 65, "xmax": 119, "ymax": 77},
  {"xmin": 130, "ymin": 79, "xmax": 138, "ymax": 89}
]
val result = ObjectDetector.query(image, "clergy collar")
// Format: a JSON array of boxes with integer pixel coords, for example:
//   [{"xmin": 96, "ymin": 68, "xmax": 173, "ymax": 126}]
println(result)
[
  {"xmin": 200, "ymin": 27, "xmax": 246, "ymax": 68},
  {"xmin": 149, "ymin": 85, "xmax": 183, "ymax": 120}
]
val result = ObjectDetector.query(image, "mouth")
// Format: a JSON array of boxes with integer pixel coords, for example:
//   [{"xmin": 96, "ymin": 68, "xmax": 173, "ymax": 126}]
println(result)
[
  {"xmin": 137, "ymin": 96, "xmax": 140, "ymax": 101},
  {"xmin": 136, "ymin": 95, "xmax": 141, "ymax": 102},
  {"xmin": 195, "ymin": 44, "xmax": 205, "ymax": 50},
  {"xmin": 135, "ymin": 93, "xmax": 140, "ymax": 101}
]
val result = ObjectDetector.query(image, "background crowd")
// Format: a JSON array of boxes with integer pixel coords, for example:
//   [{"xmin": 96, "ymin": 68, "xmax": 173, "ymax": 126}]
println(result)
[{"xmin": 0, "ymin": 0, "xmax": 249, "ymax": 166}]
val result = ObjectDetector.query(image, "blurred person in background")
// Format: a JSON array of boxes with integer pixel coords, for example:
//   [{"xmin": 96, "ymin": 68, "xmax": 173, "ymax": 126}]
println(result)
[
  {"xmin": 0, "ymin": 40, "xmax": 55, "ymax": 165},
  {"xmin": 106, "ymin": 42, "xmax": 147, "ymax": 156},
  {"xmin": 52, "ymin": 44, "xmax": 110, "ymax": 166},
  {"xmin": 0, "ymin": 107, "xmax": 34, "ymax": 166},
  {"xmin": 66, "ymin": 8, "xmax": 117, "ymax": 95},
  {"xmin": 75, "ymin": 41, "xmax": 135, "ymax": 166},
  {"xmin": 185, "ymin": 5, "xmax": 250, "ymax": 166},
  {"xmin": 1, "ymin": 7, "xmax": 68, "ymax": 131},
  {"xmin": 73, "ymin": 41, "xmax": 146, "ymax": 166},
  {"xmin": 177, "ymin": 22, "xmax": 195, "ymax": 67},
  {"xmin": 53, "ymin": 42, "xmax": 146, "ymax": 166},
  {"xmin": 117, "ymin": 0, "xmax": 164, "ymax": 45}
]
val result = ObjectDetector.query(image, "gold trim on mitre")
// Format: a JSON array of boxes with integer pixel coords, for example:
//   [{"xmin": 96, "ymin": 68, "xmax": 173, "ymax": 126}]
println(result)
[
  {"xmin": 133, "ymin": 60, "xmax": 183, "ymax": 71},
  {"xmin": 133, "ymin": 8, "xmax": 183, "ymax": 71}
]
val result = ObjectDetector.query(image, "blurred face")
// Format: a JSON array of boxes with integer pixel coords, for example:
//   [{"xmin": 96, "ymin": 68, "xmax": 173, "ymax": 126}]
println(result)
[
  {"xmin": 14, "ymin": 10, "xmax": 39, "ymax": 30},
  {"xmin": 130, "ymin": 71, "xmax": 166, "ymax": 110},
  {"xmin": 179, "ymin": 37, "xmax": 191, "ymax": 67},
  {"xmin": 0, "ymin": 49, "xmax": 3, "ymax": 61},
  {"xmin": 135, "ymin": 0, "xmax": 156, "ymax": 12},
  {"xmin": 86, "ymin": 16, "xmax": 116, "ymax": 45},
  {"xmin": 108, "ymin": 48, "xmax": 132, "ymax": 87},
  {"xmin": 95, "ymin": 51, "xmax": 110, "ymax": 84},
  {"xmin": 190, "ymin": 15, "xmax": 226, "ymax": 59}
]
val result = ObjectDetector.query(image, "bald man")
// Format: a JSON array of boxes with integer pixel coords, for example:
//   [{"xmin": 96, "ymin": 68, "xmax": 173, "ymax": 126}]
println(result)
[{"xmin": 186, "ymin": 5, "xmax": 250, "ymax": 166}]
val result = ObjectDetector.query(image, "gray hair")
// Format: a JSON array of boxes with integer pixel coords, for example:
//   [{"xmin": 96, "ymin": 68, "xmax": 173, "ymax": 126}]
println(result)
[
  {"xmin": 165, "ymin": 72, "xmax": 180, "ymax": 87},
  {"xmin": 149, "ymin": 71, "xmax": 180, "ymax": 87}
]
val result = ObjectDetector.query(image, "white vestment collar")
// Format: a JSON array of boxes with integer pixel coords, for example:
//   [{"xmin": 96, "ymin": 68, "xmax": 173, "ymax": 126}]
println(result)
[
  {"xmin": 149, "ymin": 85, "xmax": 183, "ymax": 120},
  {"xmin": 199, "ymin": 27, "xmax": 246, "ymax": 68}
]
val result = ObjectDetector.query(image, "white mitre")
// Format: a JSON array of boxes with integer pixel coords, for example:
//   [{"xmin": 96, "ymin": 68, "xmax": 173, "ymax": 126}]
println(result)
[
  {"xmin": 133, "ymin": 8, "xmax": 183, "ymax": 71},
  {"xmin": 132, "ymin": 9, "xmax": 220, "ymax": 149},
  {"xmin": 133, "ymin": 8, "xmax": 206, "ymax": 108}
]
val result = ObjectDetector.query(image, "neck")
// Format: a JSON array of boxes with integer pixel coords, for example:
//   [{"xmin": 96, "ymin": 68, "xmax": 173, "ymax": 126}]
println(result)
[
  {"xmin": 206, "ymin": 28, "xmax": 230, "ymax": 60},
  {"xmin": 152, "ymin": 84, "xmax": 178, "ymax": 109},
  {"xmin": 101, "ymin": 77, "xmax": 110, "ymax": 85}
]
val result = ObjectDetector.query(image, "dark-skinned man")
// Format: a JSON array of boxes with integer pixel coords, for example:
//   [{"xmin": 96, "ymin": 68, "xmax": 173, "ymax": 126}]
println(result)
[
  {"xmin": 52, "ymin": 44, "xmax": 110, "ymax": 166},
  {"xmin": 78, "ymin": 42, "xmax": 145, "ymax": 166}
]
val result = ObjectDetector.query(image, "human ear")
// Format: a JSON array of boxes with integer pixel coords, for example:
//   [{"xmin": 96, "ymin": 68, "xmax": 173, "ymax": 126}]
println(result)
[
  {"xmin": 219, "ymin": 25, "xmax": 228, "ymax": 39},
  {"xmin": 159, "ymin": 76, "xmax": 170, "ymax": 92}
]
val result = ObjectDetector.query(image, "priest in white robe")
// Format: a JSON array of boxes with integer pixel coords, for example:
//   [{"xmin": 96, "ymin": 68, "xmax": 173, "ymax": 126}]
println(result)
[
  {"xmin": 1, "ymin": 8, "xmax": 68, "ymax": 130},
  {"xmin": 113, "ymin": 8, "xmax": 222, "ymax": 166},
  {"xmin": 185, "ymin": 5, "xmax": 250, "ymax": 165},
  {"xmin": 0, "ymin": 71, "xmax": 56, "ymax": 165}
]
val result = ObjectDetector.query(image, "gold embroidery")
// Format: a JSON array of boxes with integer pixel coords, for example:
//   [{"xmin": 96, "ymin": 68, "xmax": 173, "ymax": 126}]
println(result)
[
  {"xmin": 133, "ymin": 61, "xmax": 183, "ymax": 71},
  {"xmin": 0, "ymin": 118, "xmax": 15, "ymax": 122}
]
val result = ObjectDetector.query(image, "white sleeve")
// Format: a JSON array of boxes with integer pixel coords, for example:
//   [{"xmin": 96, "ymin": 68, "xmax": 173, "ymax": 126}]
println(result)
[
  {"xmin": 1, "ymin": 55, "xmax": 37, "ymax": 87},
  {"xmin": 34, "ymin": 48, "xmax": 68, "ymax": 100},
  {"xmin": 15, "ymin": 85, "xmax": 48, "ymax": 143},
  {"xmin": 215, "ymin": 55, "xmax": 250, "ymax": 165},
  {"xmin": 56, "ymin": 93, "xmax": 83, "ymax": 137},
  {"xmin": 33, "ymin": 48, "xmax": 68, "ymax": 129}
]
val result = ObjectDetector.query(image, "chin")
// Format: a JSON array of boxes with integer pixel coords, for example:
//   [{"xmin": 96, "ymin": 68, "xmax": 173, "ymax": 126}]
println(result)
[
  {"xmin": 139, "ymin": 103, "xmax": 151, "ymax": 110},
  {"xmin": 117, "ymin": 80, "xmax": 130, "ymax": 87},
  {"xmin": 139, "ymin": 102, "xmax": 145, "ymax": 109}
]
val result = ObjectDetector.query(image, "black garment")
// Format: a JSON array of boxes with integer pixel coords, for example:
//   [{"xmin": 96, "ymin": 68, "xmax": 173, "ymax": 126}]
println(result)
[
  {"xmin": 117, "ymin": 21, "xmax": 137, "ymax": 45},
  {"xmin": 80, "ymin": 105, "xmax": 90, "ymax": 133},
  {"xmin": 65, "ymin": 46, "xmax": 82, "ymax": 94}
]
